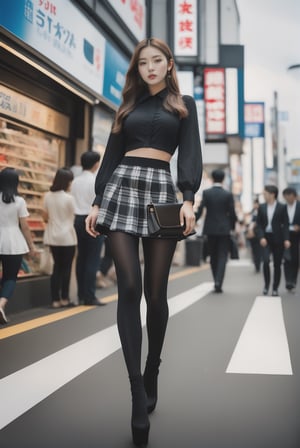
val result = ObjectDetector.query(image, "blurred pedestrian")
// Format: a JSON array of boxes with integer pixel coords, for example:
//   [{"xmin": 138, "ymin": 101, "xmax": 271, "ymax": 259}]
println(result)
[
  {"xmin": 282, "ymin": 187, "xmax": 300, "ymax": 292},
  {"xmin": 85, "ymin": 38, "xmax": 202, "ymax": 446},
  {"xmin": 71, "ymin": 151, "xmax": 106, "ymax": 306},
  {"xmin": 246, "ymin": 198, "xmax": 262, "ymax": 273},
  {"xmin": 195, "ymin": 169, "xmax": 237, "ymax": 293},
  {"xmin": 96, "ymin": 237, "xmax": 116, "ymax": 288},
  {"xmin": 256, "ymin": 185, "xmax": 290, "ymax": 296},
  {"xmin": 43, "ymin": 168, "xmax": 77, "ymax": 308},
  {"xmin": 0, "ymin": 168, "xmax": 36, "ymax": 324}
]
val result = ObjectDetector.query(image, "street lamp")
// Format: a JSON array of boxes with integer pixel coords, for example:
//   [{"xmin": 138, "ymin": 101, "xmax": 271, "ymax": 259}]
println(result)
[
  {"xmin": 288, "ymin": 64, "xmax": 300, "ymax": 70},
  {"xmin": 287, "ymin": 64, "xmax": 300, "ymax": 80}
]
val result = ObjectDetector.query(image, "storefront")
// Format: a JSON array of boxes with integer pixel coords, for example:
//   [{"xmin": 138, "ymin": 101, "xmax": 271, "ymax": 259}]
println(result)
[
  {"xmin": 0, "ymin": 85, "xmax": 69, "ymax": 280},
  {"xmin": 0, "ymin": 0, "xmax": 130, "ymax": 312}
]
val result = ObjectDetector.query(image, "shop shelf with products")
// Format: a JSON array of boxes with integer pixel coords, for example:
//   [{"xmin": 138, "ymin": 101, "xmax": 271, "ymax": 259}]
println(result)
[{"xmin": 0, "ymin": 126, "xmax": 60, "ymax": 277}]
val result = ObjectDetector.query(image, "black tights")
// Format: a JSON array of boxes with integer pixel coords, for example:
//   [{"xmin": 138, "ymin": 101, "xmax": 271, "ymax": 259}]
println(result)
[{"xmin": 107, "ymin": 232, "xmax": 177, "ymax": 378}]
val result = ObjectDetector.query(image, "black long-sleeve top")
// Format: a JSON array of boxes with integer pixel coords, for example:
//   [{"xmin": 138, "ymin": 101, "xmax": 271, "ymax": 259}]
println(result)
[{"xmin": 94, "ymin": 87, "xmax": 202, "ymax": 206}]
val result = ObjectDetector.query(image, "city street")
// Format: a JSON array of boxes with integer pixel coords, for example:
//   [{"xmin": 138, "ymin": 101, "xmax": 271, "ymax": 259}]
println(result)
[{"xmin": 0, "ymin": 253, "xmax": 300, "ymax": 448}]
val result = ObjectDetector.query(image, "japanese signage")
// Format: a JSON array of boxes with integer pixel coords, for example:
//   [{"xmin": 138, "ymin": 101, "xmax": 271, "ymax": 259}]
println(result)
[
  {"xmin": 0, "ymin": 0, "xmax": 129, "ymax": 105},
  {"xmin": 0, "ymin": 0, "xmax": 105, "ymax": 95},
  {"xmin": 288, "ymin": 159, "xmax": 300, "ymax": 189},
  {"xmin": 244, "ymin": 102, "xmax": 265, "ymax": 138},
  {"xmin": 103, "ymin": 42, "xmax": 127, "ymax": 107},
  {"xmin": 174, "ymin": 0, "xmax": 197, "ymax": 57},
  {"xmin": 204, "ymin": 68, "xmax": 226, "ymax": 135},
  {"xmin": 107, "ymin": 0, "xmax": 146, "ymax": 41},
  {"xmin": 0, "ymin": 84, "xmax": 69, "ymax": 136}
]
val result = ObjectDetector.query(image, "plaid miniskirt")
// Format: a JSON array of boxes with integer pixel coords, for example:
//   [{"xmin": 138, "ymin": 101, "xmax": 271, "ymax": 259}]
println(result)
[{"xmin": 96, "ymin": 156, "xmax": 177, "ymax": 237}]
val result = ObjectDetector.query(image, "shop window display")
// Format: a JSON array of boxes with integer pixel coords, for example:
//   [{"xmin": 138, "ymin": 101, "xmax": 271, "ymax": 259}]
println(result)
[{"xmin": 0, "ymin": 119, "xmax": 65, "ymax": 277}]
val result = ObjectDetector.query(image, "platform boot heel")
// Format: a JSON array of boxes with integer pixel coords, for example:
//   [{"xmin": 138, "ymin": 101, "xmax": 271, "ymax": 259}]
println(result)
[
  {"xmin": 130, "ymin": 375, "xmax": 150, "ymax": 446},
  {"xmin": 143, "ymin": 358, "xmax": 161, "ymax": 414}
]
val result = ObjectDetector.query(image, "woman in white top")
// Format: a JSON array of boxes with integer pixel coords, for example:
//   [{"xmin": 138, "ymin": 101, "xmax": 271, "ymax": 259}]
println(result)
[
  {"xmin": 43, "ymin": 168, "xmax": 77, "ymax": 308},
  {"xmin": 0, "ymin": 168, "xmax": 36, "ymax": 325}
]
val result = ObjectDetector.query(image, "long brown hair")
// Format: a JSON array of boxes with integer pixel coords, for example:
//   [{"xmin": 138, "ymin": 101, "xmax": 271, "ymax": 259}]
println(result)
[
  {"xmin": 50, "ymin": 167, "xmax": 74, "ymax": 192},
  {"xmin": 113, "ymin": 38, "xmax": 188, "ymax": 133}
]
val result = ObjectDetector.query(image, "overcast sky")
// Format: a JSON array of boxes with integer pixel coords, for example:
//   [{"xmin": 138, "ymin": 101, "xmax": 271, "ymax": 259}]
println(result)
[{"xmin": 236, "ymin": 0, "xmax": 300, "ymax": 160}]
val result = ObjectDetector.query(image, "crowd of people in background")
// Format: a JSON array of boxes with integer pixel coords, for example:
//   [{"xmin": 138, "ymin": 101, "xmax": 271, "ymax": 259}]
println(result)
[
  {"xmin": 193, "ymin": 169, "xmax": 300, "ymax": 298},
  {"xmin": 0, "ymin": 162, "xmax": 300, "ymax": 448},
  {"xmin": 0, "ymin": 159, "xmax": 300, "ymax": 323},
  {"xmin": 243, "ymin": 186, "xmax": 300, "ymax": 295}
]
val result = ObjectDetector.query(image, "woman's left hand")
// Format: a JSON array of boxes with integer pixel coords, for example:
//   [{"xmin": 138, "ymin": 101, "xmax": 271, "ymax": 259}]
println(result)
[{"xmin": 180, "ymin": 201, "xmax": 195, "ymax": 236}]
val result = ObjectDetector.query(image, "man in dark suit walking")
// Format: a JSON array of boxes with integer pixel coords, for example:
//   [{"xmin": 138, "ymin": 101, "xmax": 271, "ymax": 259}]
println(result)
[
  {"xmin": 256, "ymin": 185, "xmax": 290, "ymax": 296},
  {"xmin": 282, "ymin": 187, "xmax": 300, "ymax": 292},
  {"xmin": 195, "ymin": 169, "xmax": 237, "ymax": 293}
]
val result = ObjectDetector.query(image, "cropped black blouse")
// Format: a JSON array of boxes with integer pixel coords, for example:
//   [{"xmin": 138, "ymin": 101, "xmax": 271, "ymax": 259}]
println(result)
[{"xmin": 94, "ymin": 88, "xmax": 202, "ymax": 205}]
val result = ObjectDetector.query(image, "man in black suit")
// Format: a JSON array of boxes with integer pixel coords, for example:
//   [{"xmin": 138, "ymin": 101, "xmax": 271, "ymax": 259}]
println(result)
[
  {"xmin": 256, "ymin": 185, "xmax": 290, "ymax": 296},
  {"xmin": 282, "ymin": 187, "xmax": 300, "ymax": 292},
  {"xmin": 195, "ymin": 169, "xmax": 237, "ymax": 293}
]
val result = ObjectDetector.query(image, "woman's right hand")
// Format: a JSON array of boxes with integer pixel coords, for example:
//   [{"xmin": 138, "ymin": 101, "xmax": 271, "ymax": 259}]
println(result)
[{"xmin": 85, "ymin": 205, "xmax": 100, "ymax": 237}]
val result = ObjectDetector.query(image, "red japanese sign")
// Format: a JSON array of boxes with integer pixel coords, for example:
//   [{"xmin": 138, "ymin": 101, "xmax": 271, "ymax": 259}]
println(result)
[
  {"xmin": 204, "ymin": 68, "xmax": 226, "ymax": 135},
  {"xmin": 174, "ymin": 0, "xmax": 197, "ymax": 57}
]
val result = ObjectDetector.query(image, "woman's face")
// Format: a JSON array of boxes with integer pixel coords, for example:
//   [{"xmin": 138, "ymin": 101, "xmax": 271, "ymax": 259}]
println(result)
[{"xmin": 137, "ymin": 45, "xmax": 172, "ymax": 94}]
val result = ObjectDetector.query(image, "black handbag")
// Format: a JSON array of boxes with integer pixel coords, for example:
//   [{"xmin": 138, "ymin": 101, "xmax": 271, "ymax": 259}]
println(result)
[{"xmin": 147, "ymin": 203, "xmax": 195, "ymax": 239}]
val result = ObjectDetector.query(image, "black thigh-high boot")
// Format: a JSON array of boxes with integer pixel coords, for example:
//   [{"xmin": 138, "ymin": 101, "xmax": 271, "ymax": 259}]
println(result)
[
  {"xmin": 130, "ymin": 375, "xmax": 150, "ymax": 446},
  {"xmin": 142, "ymin": 237, "xmax": 177, "ymax": 414},
  {"xmin": 143, "ymin": 357, "xmax": 161, "ymax": 414},
  {"xmin": 107, "ymin": 233, "xmax": 150, "ymax": 445}
]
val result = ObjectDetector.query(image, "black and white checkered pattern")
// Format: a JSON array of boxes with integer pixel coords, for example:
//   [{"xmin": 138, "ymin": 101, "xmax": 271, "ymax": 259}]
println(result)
[{"xmin": 96, "ymin": 157, "xmax": 177, "ymax": 237}]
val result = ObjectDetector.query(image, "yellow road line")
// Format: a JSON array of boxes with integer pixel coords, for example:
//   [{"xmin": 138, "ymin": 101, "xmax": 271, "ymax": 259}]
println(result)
[
  {"xmin": 0, "ymin": 265, "xmax": 207, "ymax": 340},
  {"xmin": 0, "ymin": 306, "xmax": 93, "ymax": 340}
]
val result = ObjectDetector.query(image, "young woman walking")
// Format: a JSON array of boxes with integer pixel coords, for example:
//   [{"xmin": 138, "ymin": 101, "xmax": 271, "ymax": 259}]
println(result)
[{"xmin": 86, "ymin": 38, "xmax": 202, "ymax": 446}]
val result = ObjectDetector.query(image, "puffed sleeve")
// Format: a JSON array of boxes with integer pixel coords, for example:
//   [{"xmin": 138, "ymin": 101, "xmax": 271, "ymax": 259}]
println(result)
[
  {"xmin": 177, "ymin": 95, "xmax": 202, "ymax": 202},
  {"xmin": 18, "ymin": 196, "xmax": 30, "ymax": 218},
  {"xmin": 93, "ymin": 127, "xmax": 125, "ymax": 206}
]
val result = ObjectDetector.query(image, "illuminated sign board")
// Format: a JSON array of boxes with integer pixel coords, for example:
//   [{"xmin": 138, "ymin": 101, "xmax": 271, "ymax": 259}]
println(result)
[
  {"xmin": 107, "ymin": 0, "xmax": 146, "ymax": 41},
  {"xmin": 0, "ymin": 0, "xmax": 129, "ymax": 106},
  {"xmin": 204, "ymin": 68, "xmax": 226, "ymax": 135},
  {"xmin": 174, "ymin": 0, "xmax": 197, "ymax": 57},
  {"xmin": 244, "ymin": 102, "xmax": 265, "ymax": 138}
]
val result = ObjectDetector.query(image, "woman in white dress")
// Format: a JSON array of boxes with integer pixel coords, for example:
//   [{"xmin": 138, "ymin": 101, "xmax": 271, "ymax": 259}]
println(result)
[{"xmin": 0, "ymin": 167, "xmax": 36, "ymax": 325}]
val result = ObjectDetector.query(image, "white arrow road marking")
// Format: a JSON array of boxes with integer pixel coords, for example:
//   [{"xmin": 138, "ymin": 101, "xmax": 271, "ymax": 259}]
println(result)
[
  {"xmin": 226, "ymin": 296, "xmax": 293, "ymax": 375},
  {"xmin": 0, "ymin": 282, "xmax": 213, "ymax": 430}
]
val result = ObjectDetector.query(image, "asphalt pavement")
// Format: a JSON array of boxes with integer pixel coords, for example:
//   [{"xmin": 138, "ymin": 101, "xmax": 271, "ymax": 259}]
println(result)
[{"xmin": 0, "ymin": 250, "xmax": 300, "ymax": 448}]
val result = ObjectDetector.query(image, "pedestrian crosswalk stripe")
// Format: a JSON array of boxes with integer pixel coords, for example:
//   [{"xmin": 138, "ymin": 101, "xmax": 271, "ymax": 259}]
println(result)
[
  {"xmin": 226, "ymin": 296, "xmax": 293, "ymax": 375},
  {"xmin": 0, "ymin": 282, "xmax": 213, "ymax": 430}
]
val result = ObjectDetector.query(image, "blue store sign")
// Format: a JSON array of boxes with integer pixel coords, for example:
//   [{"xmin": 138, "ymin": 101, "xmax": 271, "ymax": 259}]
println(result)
[{"xmin": 0, "ymin": 0, "xmax": 129, "ymax": 106}]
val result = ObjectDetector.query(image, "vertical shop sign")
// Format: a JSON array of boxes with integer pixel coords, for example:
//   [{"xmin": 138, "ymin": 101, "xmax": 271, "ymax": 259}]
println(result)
[
  {"xmin": 174, "ymin": 0, "xmax": 197, "ymax": 57},
  {"xmin": 244, "ymin": 102, "xmax": 265, "ymax": 138},
  {"xmin": 103, "ymin": 41, "xmax": 128, "ymax": 107},
  {"xmin": 106, "ymin": 0, "xmax": 146, "ymax": 41},
  {"xmin": 204, "ymin": 68, "xmax": 226, "ymax": 136}
]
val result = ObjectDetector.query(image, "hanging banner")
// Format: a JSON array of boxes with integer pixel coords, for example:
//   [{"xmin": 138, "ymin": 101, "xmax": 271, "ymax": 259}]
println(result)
[
  {"xmin": 244, "ymin": 102, "xmax": 265, "ymax": 138},
  {"xmin": 204, "ymin": 68, "xmax": 226, "ymax": 136},
  {"xmin": 174, "ymin": 0, "xmax": 198, "ymax": 57},
  {"xmin": 106, "ymin": 0, "xmax": 146, "ymax": 41}
]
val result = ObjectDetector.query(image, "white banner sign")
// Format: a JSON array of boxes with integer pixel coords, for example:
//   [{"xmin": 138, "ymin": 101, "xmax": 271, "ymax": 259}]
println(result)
[
  {"xmin": 174, "ymin": 0, "xmax": 198, "ymax": 57},
  {"xmin": 107, "ymin": 0, "xmax": 146, "ymax": 41}
]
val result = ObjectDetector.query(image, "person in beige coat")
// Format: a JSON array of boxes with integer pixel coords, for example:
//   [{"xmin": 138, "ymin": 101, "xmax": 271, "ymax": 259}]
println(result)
[{"xmin": 43, "ymin": 168, "xmax": 77, "ymax": 308}]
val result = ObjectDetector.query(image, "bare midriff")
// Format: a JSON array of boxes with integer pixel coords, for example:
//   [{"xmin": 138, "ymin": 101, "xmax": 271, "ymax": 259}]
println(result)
[{"xmin": 124, "ymin": 148, "xmax": 171, "ymax": 162}]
